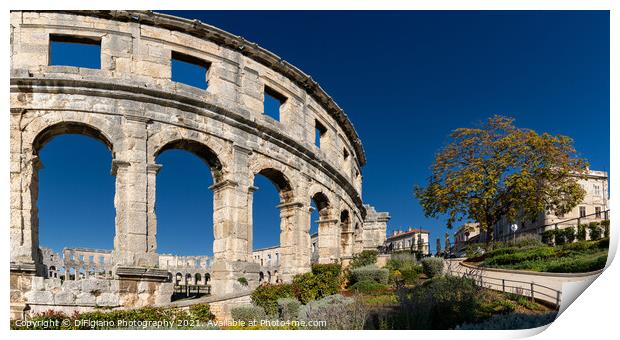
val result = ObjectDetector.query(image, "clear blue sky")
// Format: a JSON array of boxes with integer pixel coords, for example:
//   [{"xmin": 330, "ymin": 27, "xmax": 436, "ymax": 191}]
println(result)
[{"xmin": 38, "ymin": 11, "xmax": 609, "ymax": 255}]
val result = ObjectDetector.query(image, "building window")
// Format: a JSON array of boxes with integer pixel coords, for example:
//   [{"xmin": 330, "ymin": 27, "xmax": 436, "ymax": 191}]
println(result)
[
  {"xmin": 595, "ymin": 206, "xmax": 601, "ymax": 218},
  {"xmin": 315, "ymin": 120, "xmax": 327, "ymax": 148},
  {"xmin": 343, "ymin": 148, "xmax": 350, "ymax": 160},
  {"xmin": 171, "ymin": 51, "xmax": 210, "ymax": 90},
  {"xmin": 579, "ymin": 206, "xmax": 586, "ymax": 218},
  {"xmin": 49, "ymin": 34, "xmax": 101, "ymax": 68},
  {"xmin": 263, "ymin": 86, "xmax": 286, "ymax": 121}
]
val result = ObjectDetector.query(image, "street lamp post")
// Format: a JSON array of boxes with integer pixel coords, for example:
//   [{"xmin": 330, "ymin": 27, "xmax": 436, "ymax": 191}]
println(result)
[{"xmin": 511, "ymin": 224, "xmax": 519, "ymax": 245}]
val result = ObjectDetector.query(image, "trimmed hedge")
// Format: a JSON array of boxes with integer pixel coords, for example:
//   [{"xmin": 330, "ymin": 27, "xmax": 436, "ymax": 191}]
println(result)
[
  {"xmin": 485, "ymin": 247, "xmax": 555, "ymax": 266},
  {"xmin": 349, "ymin": 265, "xmax": 389, "ymax": 285},
  {"xmin": 349, "ymin": 280, "xmax": 390, "ymax": 295},
  {"xmin": 545, "ymin": 253, "xmax": 607, "ymax": 273},
  {"xmin": 421, "ymin": 257, "xmax": 444, "ymax": 278}
]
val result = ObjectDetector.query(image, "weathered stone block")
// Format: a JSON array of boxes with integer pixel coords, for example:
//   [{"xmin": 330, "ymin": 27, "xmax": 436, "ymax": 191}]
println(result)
[
  {"xmin": 25, "ymin": 290, "xmax": 53, "ymax": 304},
  {"xmin": 96, "ymin": 292, "xmax": 120, "ymax": 307},
  {"xmin": 54, "ymin": 291, "xmax": 76, "ymax": 305}
]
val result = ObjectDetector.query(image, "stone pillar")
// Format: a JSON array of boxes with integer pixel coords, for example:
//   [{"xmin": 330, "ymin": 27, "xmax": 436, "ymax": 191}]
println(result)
[
  {"xmin": 112, "ymin": 116, "xmax": 158, "ymax": 269},
  {"xmin": 10, "ymin": 153, "xmax": 42, "ymax": 272},
  {"xmin": 210, "ymin": 144, "xmax": 260, "ymax": 295},
  {"xmin": 317, "ymin": 218, "xmax": 340, "ymax": 264},
  {"xmin": 278, "ymin": 201, "xmax": 311, "ymax": 281}
]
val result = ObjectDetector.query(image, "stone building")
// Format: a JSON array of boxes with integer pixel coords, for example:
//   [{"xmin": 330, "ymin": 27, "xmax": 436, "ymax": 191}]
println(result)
[
  {"xmin": 384, "ymin": 227, "xmax": 430, "ymax": 255},
  {"xmin": 493, "ymin": 169, "xmax": 609, "ymax": 242},
  {"xmin": 9, "ymin": 10, "xmax": 389, "ymax": 319},
  {"xmin": 452, "ymin": 169, "xmax": 610, "ymax": 246}
]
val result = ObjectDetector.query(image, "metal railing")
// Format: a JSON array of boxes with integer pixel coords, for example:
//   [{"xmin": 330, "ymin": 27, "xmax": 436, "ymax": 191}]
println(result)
[
  {"xmin": 447, "ymin": 263, "xmax": 562, "ymax": 309},
  {"xmin": 173, "ymin": 284, "xmax": 211, "ymax": 297}
]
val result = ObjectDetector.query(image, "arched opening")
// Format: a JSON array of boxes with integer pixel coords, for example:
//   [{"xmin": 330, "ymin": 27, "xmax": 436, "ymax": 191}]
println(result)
[
  {"xmin": 250, "ymin": 168, "xmax": 293, "ymax": 268},
  {"xmin": 195, "ymin": 273, "xmax": 202, "ymax": 285},
  {"xmin": 310, "ymin": 192, "xmax": 331, "ymax": 263},
  {"xmin": 155, "ymin": 140, "xmax": 221, "ymax": 260},
  {"xmin": 340, "ymin": 210, "xmax": 352, "ymax": 257},
  {"xmin": 34, "ymin": 123, "xmax": 115, "ymax": 270},
  {"xmin": 175, "ymin": 272, "xmax": 182, "ymax": 285},
  {"xmin": 185, "ymin": 273, "xmax": 192, "ymax": 285}
]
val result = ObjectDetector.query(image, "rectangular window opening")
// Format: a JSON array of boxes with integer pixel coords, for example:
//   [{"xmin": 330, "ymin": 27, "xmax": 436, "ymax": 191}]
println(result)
[
  {"xmin": 264, "ymin": 86, "xmax": 286, "ymax": 121},
  {"xmin": 49, "ymin": 34, "xmax": 101, "ymax": 69},
  {"xmin": 171, "ymin": 51, "xmax": 210, "ymax": 90},
  {"xmin": 315, "ymin": 120, "xmax": 327, "ymax": 148},
  {"xmin": 343, "ymin": 148, "xmax": 350, "ymax": 160},
  {"xmin": 579, "ymin": 206, "xmax": 587, "ymax": 218}
]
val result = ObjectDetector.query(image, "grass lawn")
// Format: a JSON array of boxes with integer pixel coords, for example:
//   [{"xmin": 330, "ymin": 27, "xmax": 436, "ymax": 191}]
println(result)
[{"xmin": 467, "ymin": 239, "xmax": 608, "ymax": 273}]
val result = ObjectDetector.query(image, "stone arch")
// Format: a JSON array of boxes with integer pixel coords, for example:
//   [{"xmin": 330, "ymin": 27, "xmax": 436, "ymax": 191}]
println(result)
[
  {"xmin": 148, "ymin": 127, "xmax": 231, "ymax": 183},
  {"xmin": 22, "ymin": 112, "xmax": 120, "ymax": 156},
  {"xmin": 308, "ymin": 186, "xmax": 341, "ymax": 264},
  {"xmin": 154, "ymin": 138, "xmax": 225, "ymax": 183},
  {"xmin": 17, "ymin": 118, "xmax": 118, "ymax": 269},
  {"xmin": 340, "ymin": 209, "xmax": 353, "ymax": 258}
]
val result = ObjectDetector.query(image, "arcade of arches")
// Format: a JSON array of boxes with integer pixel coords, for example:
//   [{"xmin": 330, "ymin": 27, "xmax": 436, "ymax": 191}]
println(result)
[{"xmin": 10, "ymin": 10, "xmax": 390, "ymax": 319}]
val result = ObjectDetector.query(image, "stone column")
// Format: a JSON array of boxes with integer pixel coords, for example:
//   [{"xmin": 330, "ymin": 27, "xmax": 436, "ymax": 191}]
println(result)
[
  {"xmin": 210, "ymin": 144, "xmax": 259, "ymax": 295},
  {"xmin": 10, "ymin": 154, "xmax": 42, "ymax": 273},
  {"xmin": 277, "ymin": 201, "xmax": 311, "ymax": 281},
  {"xmin": 317, "ymin": 218, "xmax": 340, "ymax": 264},
  {"xmin": 112, "ymin": 116, "xmax": 158, "ymax": 269}
]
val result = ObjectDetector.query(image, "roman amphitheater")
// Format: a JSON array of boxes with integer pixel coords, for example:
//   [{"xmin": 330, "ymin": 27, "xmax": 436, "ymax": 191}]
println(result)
[{"xmin": 9, "ymin": 11, "xmax": 390, "ymax": 319}]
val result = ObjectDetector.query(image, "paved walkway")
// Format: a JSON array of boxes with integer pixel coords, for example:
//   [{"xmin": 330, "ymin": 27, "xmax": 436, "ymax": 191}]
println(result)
[{"xmin": 445, "ymin": 259, "xmax": 603, "ymax": 308}]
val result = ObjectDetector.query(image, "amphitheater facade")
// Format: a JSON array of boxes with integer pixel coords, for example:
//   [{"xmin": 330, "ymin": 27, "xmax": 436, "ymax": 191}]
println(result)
[{"xmin": 9, "ymin": 10, "xmax": 389, "ymax": 319}]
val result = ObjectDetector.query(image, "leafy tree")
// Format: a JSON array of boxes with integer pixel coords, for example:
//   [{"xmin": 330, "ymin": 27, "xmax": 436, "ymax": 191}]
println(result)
[{"xmin": 415, "ymin": 115, "xmax": 587, "ymax": 243}]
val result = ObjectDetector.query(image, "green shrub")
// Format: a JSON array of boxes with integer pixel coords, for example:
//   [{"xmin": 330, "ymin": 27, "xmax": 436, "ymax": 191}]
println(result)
[
  {"xmin": 588, "ymin": 222, "xmax": 603, "ymax": 240},
  {"xmin": 420, "ymin": 257, "xmax": 444, "ymax": 278},
  {"xmin": 602, "ymin": 220, "xmax": 610, "ymax": 238},
  {"xmin": 386, "ymin": 253, "xmax": 418, "ymax": 271},
  {"xmin": 250, "ymin": 283, "xmax": 293, "ymax": 316},
  {"xmin": 546, "ymin": 253, "xmax": 607, "ymax": 273},
  {"xmin": 349, "ymin": 265, "xmax": 389, "ymax": 285},
  {"xmin": 555, "ymin": 227, "xmax": 575, "ymax": 245},
  {"xmin": 350, "ymin": 250, "xmax": 378, "ymax": 268},
  {"xmin": 237, "ymin": 277, "xmax": 248, "ymax": 286},
  {"xmin": 485, "ymin": 247, "xmax": 555, "ymax": 266},
  {"xmin": 188, "ymin": 303, "xmax": 215, "ymax": 322},
  {"xmin": 11, "ymin": 305, "xmax": 219, "ymax": 330},
  {"xmin": 561, "ymin": 240, "xmax": 598, "ymax": 252},
  {"xmin": 386, "ymin": 253, "xmax": 421, "ymax": 285},
  {"xmin": 541, "ymin": 230, "xmax": 556, "ymax": 246},
  {"xmin": 230, "ymin": 305, "xmax": 267, "ymax": 323},
  {"xmin": 349, "ymin": 280, "xmax": 390, "ymax": 295},
  {"xmin": 311, "ymin": 263, "xmax": 342, "ymax": 277},
  {"xmin": 457, "ymin": 312, "xmax": 557, "ymax": 330},
  {"xmin": 597, "ymin": 238, "xmax": 609, "ymax": 249},
  {"xmin": 398, "ymin": 275, "xmax": 480, "ymax": 329},
  {"xmin": 292, "ymin": 269, "xmax": 339, "ymax": 304},
  {"xmin": 277, "ymin": 297, "xmax": 301, "ymax": 320},
  {"xmin": 513, "ymin": 234, "xmax": 544, "ymax": 248},
  {"xmin": 577, "ymin": 224, "xmax": 587, "ymax": 241},
  {"xmin": 298, "ymin": 294, "xmax": 368, "ymax": 330}
]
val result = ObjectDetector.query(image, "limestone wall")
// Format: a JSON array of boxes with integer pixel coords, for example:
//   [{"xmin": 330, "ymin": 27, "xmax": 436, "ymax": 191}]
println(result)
[{"xmin": 9, "ymin": 10, "xmax": 390, "ymax": 312}]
